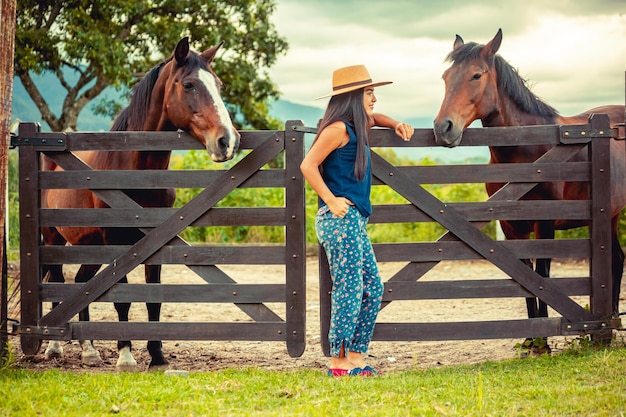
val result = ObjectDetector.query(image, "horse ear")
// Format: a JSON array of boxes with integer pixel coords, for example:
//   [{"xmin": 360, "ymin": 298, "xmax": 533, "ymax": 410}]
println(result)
[
  {"xmin": 175, "ymin": 37, "xmax": 190, "ymax": 65},
  {"xmin": 453, "ymin": 34, "xmax": 464, "ymax": 50},
  {"xmin": 482, "ymin": 28, "xmax": 502, "ymax": 58},
  {"xmin": 201, "ymin": 41, "xmax": 224, "ymax": 63}
]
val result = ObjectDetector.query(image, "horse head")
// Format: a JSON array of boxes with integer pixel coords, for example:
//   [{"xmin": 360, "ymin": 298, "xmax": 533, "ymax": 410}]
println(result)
[
  {"xmin": 433, "ymin": 29, "xmax": 503, "ymax": 147},
  {"xmin": 156, "ymin": 37, "xmax": 240, "ymax": 162}
]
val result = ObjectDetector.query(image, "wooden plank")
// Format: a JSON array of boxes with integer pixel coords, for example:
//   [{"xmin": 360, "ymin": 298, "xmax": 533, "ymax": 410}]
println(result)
[
  {"xmin": 39, "ymin": 134, "xmax": 285, "ymax": 327},
  {"xmin": 373, "ymin": 239, "xmax": 590, "ymax": 262},
  {"xmin": 370, "ymin": 200, "xmax": 590, "ymax": 224},
  {"xmin": 284, "ymin": 120, "xmax": 306, "ymax": 357},
  {"xmin": 17, "ymin": 136, "xmax": 43, "ymax": 355},
  {"xmin": 70, "ymin": 322, "xmax": 288, "ymax": 342},
  {"xmin": 41, "ymin": 283, "xmax": 286, "ymax": 303},
  {"xmin": 371, "ymin": 152, "xmax": 592, "ymax": 323},
  {"xmin": 40, "ymin": 207, "xmax": 288, "ymax": 227},
  {"xmin": 381, "ymin": 278, "xmax": 590, "ymax": 300},
  {"xmin": 43, "ymin": 130, "xmax": 283, "ymax": 152},
  {"xmin": 40, "ymin": 169, "xmax": 285, "ymax": 189},
  {"xmin": 371, "ymin": 161, "xmax": 590, "ymax": 185},
  {"xmin": 40, "ymin": 245, "xmax": 286, "ymax": 265},
  {"xmin": 367, "ymin": 124, "xmax": 565, "ymax": 148},
  {"xmin": 588, "ymin": 115, "xmax": 614, "ymax": 318},
  {"xmin": 372, "ymin": 318, "xmax": 563, "ymax": 341}
]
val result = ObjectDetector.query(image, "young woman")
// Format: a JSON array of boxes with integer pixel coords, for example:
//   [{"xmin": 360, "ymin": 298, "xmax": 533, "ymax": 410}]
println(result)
[{"xmin": 300, "ymin": 65, "xmax": 413, "ymax": 376}]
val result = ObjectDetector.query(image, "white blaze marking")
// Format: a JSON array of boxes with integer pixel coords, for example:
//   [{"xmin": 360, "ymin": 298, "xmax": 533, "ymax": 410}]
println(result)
[{"xmin": 198, "ymin": 69, "xmax": 237, "ymax": 158}]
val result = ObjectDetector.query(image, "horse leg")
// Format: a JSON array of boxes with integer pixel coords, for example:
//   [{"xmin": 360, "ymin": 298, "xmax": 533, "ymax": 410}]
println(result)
[
  {"xmin": 43, "ymin": 264, "xmax": 65, "ymax": 360},
  {"xmin": 74, "ymin": 264, "xmax": 104, "ymax": 366},
  {"xmin": 42, "ymin": 227, "xmax": 67, "ymax": 360},
  {"xmin": 528, "ymin": 220, "xmax": 554, "ymax": 355},
  {"xmin": 113, "ymin": 274, "xmax": 138, "ymax": 372},
  {"xmin": 145, "ymin": 264, "xmax": 168, "ymax": 370}
]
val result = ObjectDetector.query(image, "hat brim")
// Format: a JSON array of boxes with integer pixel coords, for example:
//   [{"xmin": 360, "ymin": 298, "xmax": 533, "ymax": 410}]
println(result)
[{"xmin": 315, "ymin": 80, "xmax": 393, "ymax": 100}]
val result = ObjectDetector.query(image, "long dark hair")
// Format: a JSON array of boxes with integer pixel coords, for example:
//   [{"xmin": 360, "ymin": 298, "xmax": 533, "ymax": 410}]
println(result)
[{"xmin": 314, "ymin": 88, "xmax": 370, "ymax": 181}]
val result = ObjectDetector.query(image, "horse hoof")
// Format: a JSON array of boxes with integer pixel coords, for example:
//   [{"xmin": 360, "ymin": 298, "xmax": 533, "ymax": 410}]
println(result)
[
  {"xmin": 44, "ymin": 341, "xmax": 63, "ymax": 360},
  {"xmin": 116, "ymin": 346, "xmax": 138, "ymax": 372},
  {"xmin": 148, "ymin": 362, "xmax": 170, "ymax": 372},
  {"xmin": 80, "ymin": 340, "xmax": 103, "ymax": 367}
]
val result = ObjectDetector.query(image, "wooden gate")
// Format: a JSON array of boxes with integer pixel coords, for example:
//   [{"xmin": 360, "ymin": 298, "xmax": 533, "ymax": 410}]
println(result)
[
  {"xmin": 9, "ymin": 115, "xmax": 624, "ymax": 359},
  {"xmin": 13, "ymin": 121, "xmax": 306, "ymax": 357},
  {"xmin": 309, "ymin": 114, "xmax": 623, "ymax": 355}
]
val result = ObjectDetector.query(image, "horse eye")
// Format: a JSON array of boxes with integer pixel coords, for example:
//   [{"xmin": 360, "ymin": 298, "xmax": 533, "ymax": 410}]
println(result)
[
  {"xmin": 471, "ymin": 73, "xmax": 482, "ymax": 81},
  {"xmin": 183, "ymin": 82, "xmax": 195, "ymax": 91}
]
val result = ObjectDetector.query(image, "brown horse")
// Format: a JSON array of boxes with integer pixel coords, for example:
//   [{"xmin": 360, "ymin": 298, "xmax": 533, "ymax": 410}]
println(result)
[
  {"xmin": 433, "ymin": 29, "xmax": 626, "ymax": 353},
  {"xmin": 41, "ymin": 37, "xmax": 240, "ymax": 371}
]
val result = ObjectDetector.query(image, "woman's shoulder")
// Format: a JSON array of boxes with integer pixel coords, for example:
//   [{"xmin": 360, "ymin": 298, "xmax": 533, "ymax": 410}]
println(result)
[
  {"xmin": 323, "ymin": 120, "xmax": 348, "ymax": 133},
  {"xmin": 318, "ymin": 120, "xmax": 350, "ymax": 148}
]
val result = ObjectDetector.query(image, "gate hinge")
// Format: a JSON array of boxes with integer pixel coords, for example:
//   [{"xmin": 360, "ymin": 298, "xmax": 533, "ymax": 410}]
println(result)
[
  {"xmin": 19, "ymin": 324, "xmax": 71, "ymax": 340},
  {"xmin": 10, "ymin": 134, "xmax": 67, "ymax": 150},
  {"xmin": 560, "ymin": 125, "xmax": 622, "ymax": 143},
  {"xmin": 562, "ymin": 318, "xmax": 620, "ymax": 335}
]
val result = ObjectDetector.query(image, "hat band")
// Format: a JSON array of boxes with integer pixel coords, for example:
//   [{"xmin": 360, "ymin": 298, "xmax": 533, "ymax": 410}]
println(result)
[{"xmin": 333, "ymin": 78, "xmax": 373, "ymax": 91}]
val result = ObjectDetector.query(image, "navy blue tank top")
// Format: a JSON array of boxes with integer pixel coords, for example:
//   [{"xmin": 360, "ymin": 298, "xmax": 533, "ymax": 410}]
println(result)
[{"xmin": 320, "ymin": 122, "xmax": 372, "ymax": 217}]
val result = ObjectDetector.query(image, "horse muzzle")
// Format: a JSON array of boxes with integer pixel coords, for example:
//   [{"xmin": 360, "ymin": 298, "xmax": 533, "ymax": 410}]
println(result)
[
  {"xmin": 433, "ymin": 119, "xmax": 464, "ymax": 148},
  {"xmin": 208, "ymin": 128, "xmax": 240, "ymax": 162}
]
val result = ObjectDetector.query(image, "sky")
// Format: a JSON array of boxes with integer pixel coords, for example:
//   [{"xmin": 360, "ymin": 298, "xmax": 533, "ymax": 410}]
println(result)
[{"xmin": 269, "ymin": 0, "xmax": 626, "ymax": 124}]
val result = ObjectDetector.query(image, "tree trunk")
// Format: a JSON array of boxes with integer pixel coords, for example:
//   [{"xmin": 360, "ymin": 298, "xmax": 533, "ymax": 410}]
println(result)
[{"xmin": 1, "ymin": 0, "xmax": 17, "ymax": 359}]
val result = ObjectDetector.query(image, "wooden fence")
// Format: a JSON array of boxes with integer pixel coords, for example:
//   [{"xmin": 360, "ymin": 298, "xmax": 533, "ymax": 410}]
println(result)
[
  {"xmin": 13, "ymin": 121, "xmax": 306, "ymax": 357},
  {"xmin": 301, "ymin": 115, "xmax": 622, "ymax": 354},
  {"xmin": 5, "ymin": 115, "xmax": 624, "ymax": 359}
]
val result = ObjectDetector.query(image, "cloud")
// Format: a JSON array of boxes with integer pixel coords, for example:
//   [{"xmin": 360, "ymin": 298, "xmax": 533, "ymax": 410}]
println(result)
[{"xmin": 271, "ymin": 0, "xmax": 626, "ymax": 121}]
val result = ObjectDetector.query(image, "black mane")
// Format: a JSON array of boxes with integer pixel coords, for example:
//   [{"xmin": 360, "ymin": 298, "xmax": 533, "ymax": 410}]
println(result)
[{"xmin": 110, "ymin": 60, "xmax": 167, "ymax": 131}]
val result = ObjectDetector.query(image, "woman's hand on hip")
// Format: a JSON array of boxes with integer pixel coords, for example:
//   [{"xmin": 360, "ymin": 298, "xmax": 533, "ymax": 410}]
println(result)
[{"xmin": 328, "ymin": 197, "xmax": 354, "ymax": 218}]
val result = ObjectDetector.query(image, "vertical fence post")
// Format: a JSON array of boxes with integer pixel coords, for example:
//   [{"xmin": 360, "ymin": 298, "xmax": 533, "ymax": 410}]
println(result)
[
  {"xmin": 17, "ymin": 123, "xmax": 44, "ymax": 355},
  {"xmin": 588, "ymin": 114, "xmax": 614, "ymax": 343},
  {"xmin": 284, "ymin": 120, "xmax": 306, "ymax": 356}
]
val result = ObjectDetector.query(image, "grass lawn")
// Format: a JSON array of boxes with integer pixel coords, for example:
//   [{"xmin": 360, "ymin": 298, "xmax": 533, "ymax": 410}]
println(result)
[{"xmin": 2, "ymin": 344, "xmax": 626, "ymax": 416}]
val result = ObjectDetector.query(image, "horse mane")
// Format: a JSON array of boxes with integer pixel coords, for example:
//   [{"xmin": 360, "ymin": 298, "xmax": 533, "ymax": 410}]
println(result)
[
  {"xmin": 446, "ymin": 42, "xmax": 559, "ymax": 122},
  {"xmin": 110, "ymin": 59, "xmax": 169, "ymax": 131}
]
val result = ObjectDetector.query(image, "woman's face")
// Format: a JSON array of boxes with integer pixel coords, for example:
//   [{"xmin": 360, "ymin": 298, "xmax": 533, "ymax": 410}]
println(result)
[{"xmin": 363, "ymin": 87, "xmax": 376, "ymax": 116}]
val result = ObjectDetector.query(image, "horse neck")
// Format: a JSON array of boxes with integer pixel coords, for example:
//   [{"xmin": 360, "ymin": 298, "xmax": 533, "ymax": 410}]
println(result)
[
  {"xmin": 133, "ymin": 150, "xmax": 171, "ymax": 170},
  {"xmin": 483, "ymin": 94, "xmax": 553, "ymax": 164},
  {"xmin": 126, "ymin": 65, "xmax": 172, "ymax": 170}
]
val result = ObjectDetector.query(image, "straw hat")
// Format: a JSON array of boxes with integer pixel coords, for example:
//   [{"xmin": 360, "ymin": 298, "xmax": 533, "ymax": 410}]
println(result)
[{"xmin": 315, "ymin": 64, "xmax": 392, "ymax": 100}]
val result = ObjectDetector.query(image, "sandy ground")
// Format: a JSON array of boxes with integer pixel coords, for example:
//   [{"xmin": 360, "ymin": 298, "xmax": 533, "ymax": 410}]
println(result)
[{"xmin": 6, "ymin": 257, "xmax": 626, "ymax": 373}]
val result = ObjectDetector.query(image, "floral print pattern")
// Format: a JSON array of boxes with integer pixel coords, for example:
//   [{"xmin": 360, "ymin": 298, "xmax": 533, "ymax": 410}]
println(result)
[{"xmin": 316, "ymin": 205, "xmax": 383, "ymax": 357}]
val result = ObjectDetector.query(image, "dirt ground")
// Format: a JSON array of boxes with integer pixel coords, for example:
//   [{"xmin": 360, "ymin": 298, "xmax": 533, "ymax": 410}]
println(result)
[{"xmin": 6, "ymin": 257, "xmax": 626, "ymax": 373}]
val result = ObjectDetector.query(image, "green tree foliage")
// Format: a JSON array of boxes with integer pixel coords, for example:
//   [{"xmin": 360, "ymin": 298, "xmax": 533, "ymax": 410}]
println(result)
[{"xmin": 15, "ymin": 0, "xmax": 287, "ymax": 131}]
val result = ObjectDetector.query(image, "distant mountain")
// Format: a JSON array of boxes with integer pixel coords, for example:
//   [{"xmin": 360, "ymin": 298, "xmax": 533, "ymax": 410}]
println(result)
[{"xmin": 11, "ymin": 74, "xmax": 488, "ymax": 164}]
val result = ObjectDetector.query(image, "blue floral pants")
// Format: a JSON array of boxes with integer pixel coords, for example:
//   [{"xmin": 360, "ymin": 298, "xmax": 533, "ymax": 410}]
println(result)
[{"xmin": 316, "ymin": 205, "xmax": 384, "ymax": 358}]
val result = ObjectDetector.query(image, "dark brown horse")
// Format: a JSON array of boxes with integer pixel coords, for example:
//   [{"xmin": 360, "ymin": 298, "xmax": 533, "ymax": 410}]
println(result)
[
  {"xmin": 433, "ymin": 29, "xmax": 626, "ymax": 353},
  {"xmin": 41, "ymin": 37, "xmax": 240, "ymax": 371}
]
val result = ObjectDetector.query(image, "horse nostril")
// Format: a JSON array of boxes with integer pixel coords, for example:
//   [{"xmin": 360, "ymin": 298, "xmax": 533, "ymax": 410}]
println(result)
[{"xmin": 218, "ymin": 136, "xmax": 228, "ymax": 154}]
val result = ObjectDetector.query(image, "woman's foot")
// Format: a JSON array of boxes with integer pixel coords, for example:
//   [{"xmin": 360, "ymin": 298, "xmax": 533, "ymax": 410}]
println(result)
[
  {"xmin": 329, "ymin": 356, "xmax": 354, "ymax": 370},
  {"xmin": 347, "ymin": 351, "xmax": 366, "ymax": 368}
]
